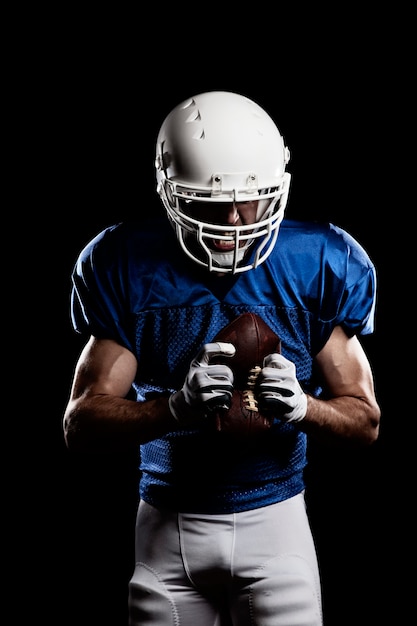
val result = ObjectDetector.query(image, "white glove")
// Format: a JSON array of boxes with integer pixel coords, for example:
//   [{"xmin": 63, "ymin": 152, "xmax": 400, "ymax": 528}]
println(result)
[
  {"xmin": 257, "ymin": 353, "xmax": 307, "ymax": 423},
  {"xmin": 169, "ymin": 342, "xmax": 236, "ymax": 423}
]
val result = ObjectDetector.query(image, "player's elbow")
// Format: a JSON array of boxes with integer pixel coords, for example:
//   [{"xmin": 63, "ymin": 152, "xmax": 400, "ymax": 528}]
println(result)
[
  {"xmin": 63, "ymin": 412, "xmax": 77, "ymax": 450},
  {"xmin": 362, "ymin": 401, "xmax": 381, "ymax": 446},
  {"xmin": 63, "ymin": 404, "xmax": 88, "ymax": 452}
]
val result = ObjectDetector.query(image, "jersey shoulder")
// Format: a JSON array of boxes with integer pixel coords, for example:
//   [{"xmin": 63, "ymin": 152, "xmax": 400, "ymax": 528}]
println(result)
[
  {"xmin": 278, "ymin": 218, "xmax": 375, "ymax": 270},
  {"xmin": 273, "ymin": 219, "xmax": 377, "ymax": 336},
  {"xmin": 75, "ymin": 218, "xmax": 174, "ymax": 267}
]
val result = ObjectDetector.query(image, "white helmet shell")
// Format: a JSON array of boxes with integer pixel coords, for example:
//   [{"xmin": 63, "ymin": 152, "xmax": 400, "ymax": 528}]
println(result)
[{"xmin": 155, "ymin": 91, "xmax": 291, "ymax": 273}]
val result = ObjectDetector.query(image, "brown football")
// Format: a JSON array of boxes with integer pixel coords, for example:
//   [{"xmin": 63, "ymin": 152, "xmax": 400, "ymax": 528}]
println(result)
[{"xmin": 210, "ymin": 313, "xmax": 281, "ymax": 436}]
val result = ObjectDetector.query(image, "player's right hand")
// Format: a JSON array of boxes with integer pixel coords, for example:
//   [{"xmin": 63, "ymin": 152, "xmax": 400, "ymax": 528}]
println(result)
[{"xmin": 169, "ymin": 342, "xmax": 236, "ymax": 423}]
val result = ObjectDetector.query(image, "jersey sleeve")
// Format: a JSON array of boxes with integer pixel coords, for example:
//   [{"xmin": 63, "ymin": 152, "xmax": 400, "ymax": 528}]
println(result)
[
  {"xmin": 322, "ymin": 224, "xmax": 377, "ymax": 337},
  {"xmin": 70, "ymin": 225, "xmax": 135, "ymax": 352}
]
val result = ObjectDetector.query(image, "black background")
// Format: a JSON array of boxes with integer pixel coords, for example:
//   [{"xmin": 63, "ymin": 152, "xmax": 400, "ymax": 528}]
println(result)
[{"xmin": 21, "ymin": 12, "xmax": 411, "ymax": 626}]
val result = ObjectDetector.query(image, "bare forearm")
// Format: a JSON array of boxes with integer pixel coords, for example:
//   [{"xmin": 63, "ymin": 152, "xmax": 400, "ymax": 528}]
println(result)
[
  {"xmin": 299, "ymin": 394, "xmax": 380, "ymax": 446},
  {"xmin": 63, "ymin": 394, "xmax": 178, "ymax": 452},
  {"xmin": 63, "ymin": 387, "xmax": 381, "ymax": 452}
]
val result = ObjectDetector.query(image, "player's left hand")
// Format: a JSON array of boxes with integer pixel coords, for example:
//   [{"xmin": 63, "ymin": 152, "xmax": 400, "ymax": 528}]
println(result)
[{"xmin": 257, "ymin": 353, "xmax": 307, "ymax": 423}]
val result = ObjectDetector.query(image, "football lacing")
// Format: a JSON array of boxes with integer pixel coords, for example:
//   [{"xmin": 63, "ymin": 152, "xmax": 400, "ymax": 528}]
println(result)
[{"xmin": 243, "ymin": 366, "xmax": 262, "ymax": 412}]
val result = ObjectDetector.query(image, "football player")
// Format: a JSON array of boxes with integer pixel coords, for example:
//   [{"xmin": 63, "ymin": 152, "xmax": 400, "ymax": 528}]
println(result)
[{"xmin": 64, "ymin": 91, "xmax": 381, "ymax": 625}]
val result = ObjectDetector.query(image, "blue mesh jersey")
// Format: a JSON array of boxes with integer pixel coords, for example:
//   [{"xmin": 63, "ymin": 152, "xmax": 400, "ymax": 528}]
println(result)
[{"xmin": 70, "ymin": 217, "xmax": 377, "ymax": 514}]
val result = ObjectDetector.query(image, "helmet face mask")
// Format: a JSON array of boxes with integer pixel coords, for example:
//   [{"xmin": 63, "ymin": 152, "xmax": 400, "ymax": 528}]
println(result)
[{"xmin": 155, "ymin": 91, "xmax": 291, "ymax": 274}]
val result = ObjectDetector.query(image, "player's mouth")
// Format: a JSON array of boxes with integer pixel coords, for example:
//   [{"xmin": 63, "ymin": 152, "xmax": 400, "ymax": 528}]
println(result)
[
  {"xmin": 212, "ymin": 237, "xmax": 236, "ymax": 251},
  {"xmin": 210, "ymin": 231, "xmax": 253, "ymax": 251}
]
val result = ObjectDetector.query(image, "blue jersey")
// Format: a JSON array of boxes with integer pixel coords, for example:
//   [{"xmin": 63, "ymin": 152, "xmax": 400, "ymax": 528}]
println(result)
[{"xmin": 71, "ymin": 217, "xmax": 377, "ymax": 514}]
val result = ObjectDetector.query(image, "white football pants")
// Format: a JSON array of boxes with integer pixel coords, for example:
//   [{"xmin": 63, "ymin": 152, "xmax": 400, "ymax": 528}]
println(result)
[{"xmin": 128, "ymin": 493, "xmax": 322, "ymax": 625}]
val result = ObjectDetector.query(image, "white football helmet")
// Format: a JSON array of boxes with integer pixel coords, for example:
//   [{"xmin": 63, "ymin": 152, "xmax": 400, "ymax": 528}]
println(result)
[{"xmin": 155, "ymin": 91, "xmax": 291, "ymax": 273}]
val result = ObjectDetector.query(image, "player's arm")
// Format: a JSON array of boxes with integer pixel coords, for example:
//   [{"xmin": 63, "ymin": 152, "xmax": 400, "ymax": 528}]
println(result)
[
  {"xmin": 257, "ymin": 325, "xmax": 380, "ymax": 446},
  {"xmin": 63, "ymin": 336, "xmax": 236, "ymax": 452},
  {"xmin": 63, "ymin": 336, "xmax": 178, "ymax": 452},
  {"xmin": 301, "ymin": 325, "xmax": 381, "ymax": 445}
]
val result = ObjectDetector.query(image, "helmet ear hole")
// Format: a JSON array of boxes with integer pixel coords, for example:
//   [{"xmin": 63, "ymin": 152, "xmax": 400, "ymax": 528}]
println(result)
[{"xmin": 163, "ymin": 181, "xmax": 176, "ymax": 210}]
